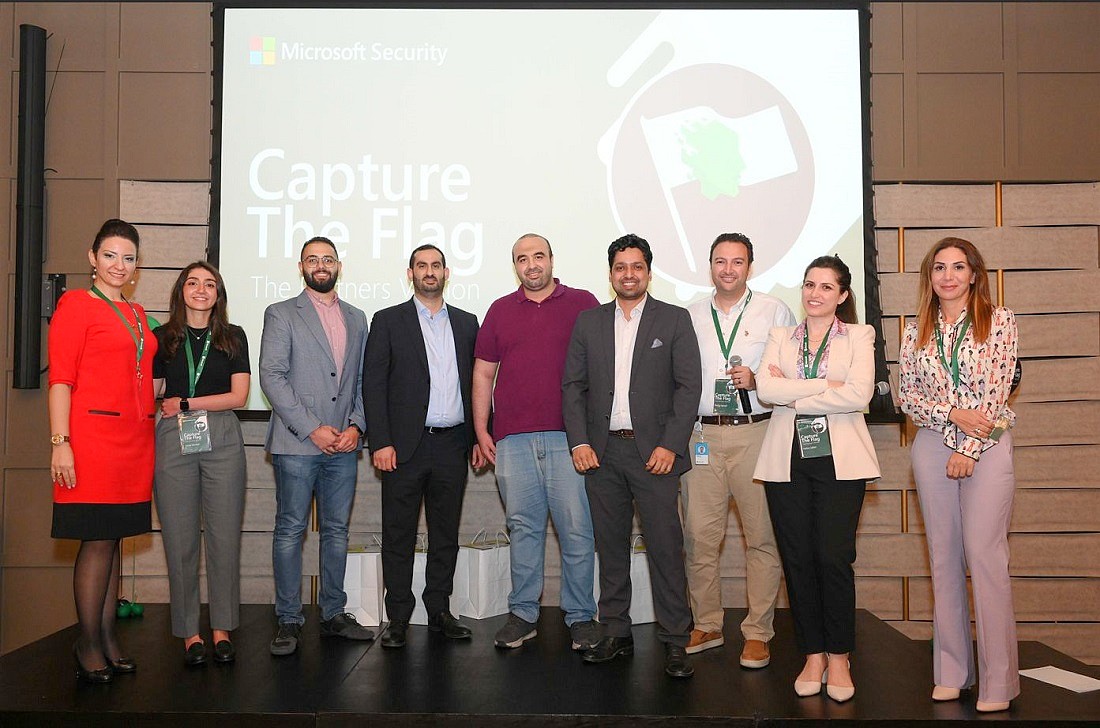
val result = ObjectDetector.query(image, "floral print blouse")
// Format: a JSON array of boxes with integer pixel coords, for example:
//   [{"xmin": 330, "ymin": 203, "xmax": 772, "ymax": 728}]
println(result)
[
  {"xmin": 898, "ymin": 306, "xmax": 1018, "ymax": 460},
  {"xmin": 791, "ymin": 317, "xmax": 849, "ymax": 380}
]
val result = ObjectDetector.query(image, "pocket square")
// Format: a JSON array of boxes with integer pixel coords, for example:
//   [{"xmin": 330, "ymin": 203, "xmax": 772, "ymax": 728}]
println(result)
[{"xmin": 651, "ymin": 338, "xmax": 663, "ymax": 349}]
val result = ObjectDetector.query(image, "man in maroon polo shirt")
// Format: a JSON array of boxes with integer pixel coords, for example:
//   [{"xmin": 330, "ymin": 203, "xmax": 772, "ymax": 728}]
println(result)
[{"xmin": 472, "ymin": 233, "xmax": 601, "ymax": 651}]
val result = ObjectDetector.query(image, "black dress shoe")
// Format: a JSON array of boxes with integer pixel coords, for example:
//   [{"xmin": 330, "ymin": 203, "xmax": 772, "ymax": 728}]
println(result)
[
  {"xmin": 73, "ymin": 644, "xmax": 112, "ymax": 684},
  {"xmin": 381, "ymin": 620, "xmax": 408, "ymax": 649},
  {"xmin": 184, "ymin": 641, "xmax": 207, "ymax": 667},
  {"xmin": 108, "ymin": 657, "xmax": 137, "ymax": 674},
  {"xmin": 213, "ymin": 640, "xmax": 236, "ymax": 664},
  {"xmin": 582, "ymin": 636, "xmax": 634, "ymax": 664},
  {"xmin": 664, "ymin": 643, "xmax": 694, "ymax": 678},
  {"xmin": 428, "ymin": 611, "xmax": 472, "ymax": 639}
]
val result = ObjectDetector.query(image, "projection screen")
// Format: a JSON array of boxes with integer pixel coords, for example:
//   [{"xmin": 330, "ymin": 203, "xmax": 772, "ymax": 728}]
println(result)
[{"xmin": 215, "ymin": 5, "xmax": 871, "ymax": 410}]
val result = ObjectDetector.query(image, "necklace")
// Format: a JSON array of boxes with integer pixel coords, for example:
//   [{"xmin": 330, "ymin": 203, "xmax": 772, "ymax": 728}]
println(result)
[{"xmin": 188, "ymin": 326, "xmax": 209, "ymax": 341}]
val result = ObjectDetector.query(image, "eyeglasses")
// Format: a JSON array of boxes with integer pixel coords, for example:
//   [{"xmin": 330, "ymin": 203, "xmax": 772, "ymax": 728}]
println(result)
[{"xmin": 303, "ymin": 255, "xmax": 338, "ymax": 268}]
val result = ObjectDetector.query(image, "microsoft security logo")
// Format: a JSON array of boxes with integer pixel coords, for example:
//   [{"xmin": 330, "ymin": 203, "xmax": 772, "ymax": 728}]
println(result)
[{"xmin": 250, "ymin": 36, "xmax": 276, "ymax": 66}]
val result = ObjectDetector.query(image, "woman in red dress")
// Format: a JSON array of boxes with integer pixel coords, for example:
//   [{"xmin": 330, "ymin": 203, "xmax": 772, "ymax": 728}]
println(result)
[{"xmin": 48, "ymin": 219, "xmax": 158, "ymax": 683}]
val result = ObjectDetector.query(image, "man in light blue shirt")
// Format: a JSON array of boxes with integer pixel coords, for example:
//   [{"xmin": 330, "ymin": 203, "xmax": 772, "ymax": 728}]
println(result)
[{"xmin": 364, "ymin": 244, "xmax": 483, "ymax": 648}]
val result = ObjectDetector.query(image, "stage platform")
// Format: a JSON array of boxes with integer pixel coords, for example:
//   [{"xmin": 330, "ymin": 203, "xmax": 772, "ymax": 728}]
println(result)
[{"xmin": 2, "ymin": 605, "xmax": 1098, "ymax": 727}]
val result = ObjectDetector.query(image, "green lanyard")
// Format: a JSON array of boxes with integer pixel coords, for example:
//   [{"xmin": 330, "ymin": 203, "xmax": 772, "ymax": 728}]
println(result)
[
  {"xmin": 184, "ymin": 330, "xmax": 213, "ymax": 398},
  {"xmin": 801, "ymin": 323, "xmax": 832, "ymax": 379},
  {"xmin": 711, "ymin": 291, "xmax": 752, "ymax": 363},
  {"xmin": 90, "ymin": 285, "xmax": 144, "ymax": 377},
  {"xmin": 935, "ymin": 315, "xmax": 971, "ymax": 387}
]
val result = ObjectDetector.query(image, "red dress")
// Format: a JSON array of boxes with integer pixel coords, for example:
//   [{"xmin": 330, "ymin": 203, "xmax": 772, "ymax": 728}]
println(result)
[{"xmin": 48, "ymin": 290, "xmax": 158, "ymax": 539}]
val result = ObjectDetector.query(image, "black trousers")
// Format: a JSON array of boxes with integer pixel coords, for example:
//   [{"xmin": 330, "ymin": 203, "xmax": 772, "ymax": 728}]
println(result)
[
  {"xmin": 585, "ymin": 436, "xmax": 691, "ymax": 646},
  {"xmin": 764, "ymin": 435, "xmax": 866, "ymax": 655},
  {"xmin": 381, "ymin": 426, "xmax": 468, "ymax": 622}
]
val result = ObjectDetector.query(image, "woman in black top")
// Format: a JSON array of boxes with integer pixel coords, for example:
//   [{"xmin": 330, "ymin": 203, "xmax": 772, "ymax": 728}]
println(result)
[{"xmin": 153, "ymin": 262, "xmax": 250, "ymax": 666}]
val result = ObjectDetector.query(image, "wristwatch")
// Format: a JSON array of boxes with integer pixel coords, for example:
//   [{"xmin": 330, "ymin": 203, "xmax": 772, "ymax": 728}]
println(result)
[
  {"xmin": 50, "ymin": 434, "xmax": 70, "ymax": 446},
  {"xmin": 180, "ymin": 398, "xmax": 190, "ymax": 413}
]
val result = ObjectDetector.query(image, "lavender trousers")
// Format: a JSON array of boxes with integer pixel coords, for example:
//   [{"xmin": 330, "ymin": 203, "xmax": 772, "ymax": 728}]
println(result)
[{"xmin": 912, "ymin": 427, "xmax": 1020, "ymax": 704}]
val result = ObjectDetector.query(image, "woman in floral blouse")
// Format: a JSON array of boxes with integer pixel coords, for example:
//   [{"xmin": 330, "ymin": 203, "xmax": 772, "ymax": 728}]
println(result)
[{"xmin": 898, "ymin": 237, "xmax": 1019, "ymax": 713}]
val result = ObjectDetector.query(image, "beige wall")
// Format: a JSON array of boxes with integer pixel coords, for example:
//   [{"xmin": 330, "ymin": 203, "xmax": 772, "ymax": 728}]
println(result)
[{"xmin": 2, "ymin": 2, "xmax": 1099, "ymax": 662}]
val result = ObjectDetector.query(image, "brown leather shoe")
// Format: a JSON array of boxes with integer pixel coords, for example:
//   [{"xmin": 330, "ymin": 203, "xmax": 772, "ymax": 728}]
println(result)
[
  {"xmin": 740, "ymin": 639, "xmax": 770, "ymax": 668},
  {"xmin": 685, "ymin": 629, "xmax": 724, "ymax": 655}
]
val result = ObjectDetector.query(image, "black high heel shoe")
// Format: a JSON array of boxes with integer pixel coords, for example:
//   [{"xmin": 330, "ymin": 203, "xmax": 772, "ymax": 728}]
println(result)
[
  {"xmin": 109, "ymin": 657, "xmax": 137, "ymax": 674},
  {"xmin": 73, "ymin": 644, "xmax": 113, "ymax": 684}
]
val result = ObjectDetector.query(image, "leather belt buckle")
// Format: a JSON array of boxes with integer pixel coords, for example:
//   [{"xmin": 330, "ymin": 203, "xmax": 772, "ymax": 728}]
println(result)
[
  {"xmin": 699, "ymin": 412, "xmax": 772, "ymax": 427},
  {"xmin": 609, "ymin": 429, "xmax": 636, "ymax": 439}
]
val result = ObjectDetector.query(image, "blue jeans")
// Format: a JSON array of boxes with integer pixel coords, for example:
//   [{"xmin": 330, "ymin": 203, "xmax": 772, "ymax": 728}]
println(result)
[
  {"xmin": 272, "ymin": 452, "xmax": 357, "ymax": 624},
  {"xmin": 496, "ymin": 431, "xmax": 596, "ymax": 625}
]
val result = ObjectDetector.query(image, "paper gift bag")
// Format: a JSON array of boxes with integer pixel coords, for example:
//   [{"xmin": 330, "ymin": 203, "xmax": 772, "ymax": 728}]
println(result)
[
  {"xmin": 380, "ymin": 534, "xmax": 467, "ymax": 624},
  {"xmin": 344, "ymin": 540, "xmax": 383, "ymax": 627},
  {"xmin": 459, "ymin": 529, "xmax": 512, "ymax": 620},
  {"xmin": 593, "ymin": 534, "xmax": 656, "ymax": 624}
]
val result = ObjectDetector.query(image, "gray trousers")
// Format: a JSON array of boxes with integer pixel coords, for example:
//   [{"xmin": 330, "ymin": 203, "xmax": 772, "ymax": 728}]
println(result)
[
  {"xmin": 154, "ymin": 410, "xmax": 247, "ymax": 638},
  {"xmin": 912, "ymin": 427, "xmax": 1020, "ymax": 703}
]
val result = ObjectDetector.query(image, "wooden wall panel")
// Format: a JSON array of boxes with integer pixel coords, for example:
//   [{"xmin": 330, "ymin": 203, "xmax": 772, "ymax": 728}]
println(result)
[
  {"xmin": 1015, "ymin": 3, "xmax": 1100, "ymax": 72},
  {"xmin": 1017, "ymin": 76, "xmax": 1100, "ymax": 178},
  {"xmin": 136, "ymin": 225, "xmax": 208, "ymax": 268},
  {"xmin": 118, "ymin": 72, "xmax": 212, "ymax": 180},
  {"xmin": 44, "ymin": 179, "xmax": 113, "ymax": 273},
  {"xmin": 1008, "ymin": 534, "xmax": 1100, "ymax": 576},
  {"xmin": 1001, "ymin": 183, "xmax": 1100, "ymax": 226},
  {"xmin": 120, "ymin": 3, "xmax": 212, "ymax": 72},
  {"xmin": 871, "ymin": 74, "xmax": 904, "ymax": 171},
  {"xmin": 132, "ymin": 268, "xmax": 180, "ymax": 312},
  {"xmin": 12, "ymin": 2, "xmax": 110, "ymax": 72},
  {"xmin": 1, "ymin": 470, "xmax": 78, "ymax": 568},
  {"xmin": 1004, "ymin": 270, "xmax": 1100, "ymax": 314},
  {"xmin": 913, "ymin": 3, "xmax": 1004, "ymax": 72},
  {"xmin": 1, "ymin": 567, "xmax": 77, "ymax": 653},
  {"xmin": 1012, "ymin": 402, "xmax": 1100, "ymax": 446},
  {"xmin": 1012, "ymin": 358, "xmax": 1100, "ymax": 403},
  {"xmin": 1015, "ymin": 445, "xmax": 1100, "ymax": 489},
  {"xmin": 854, "ymin": 534, "xmax": 930, "ymax": 576},
  {"xmin": 1015, "ymin": 313, "xmax": 1100, "ymax": 358},
  {"xmin": 915, "ymin": 74, "xmax": 1005, "ymax": 173},
  {"xmin": 873, "ymin": 185, "xmax": 995, "ymax": 228},
  {"xmin": 44, "ymin": 72, "xmax": 107, "ymax": 179},
  {"xmin": 119, "ymin": 181, "xmax": 210, "ymax": 224}
]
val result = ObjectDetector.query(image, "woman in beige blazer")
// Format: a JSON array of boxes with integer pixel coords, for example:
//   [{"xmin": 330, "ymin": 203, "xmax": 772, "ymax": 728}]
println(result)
[{"xmin": 753, "ymin": 255, "xmax": 880, "ymax": 702}]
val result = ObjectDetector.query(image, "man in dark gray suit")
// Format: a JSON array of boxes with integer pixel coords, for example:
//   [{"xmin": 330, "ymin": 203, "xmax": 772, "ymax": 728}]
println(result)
[
  {"xmin": 260, "ymin": 236, "xmax": 374, "ymax": 656},
  {"xmin": 562, "ymin": 233, "xmax": 702, "ymax": 678}
]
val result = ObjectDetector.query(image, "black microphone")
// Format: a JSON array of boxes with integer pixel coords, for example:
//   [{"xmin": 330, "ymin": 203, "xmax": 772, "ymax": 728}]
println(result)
[{"xmin": 728, "ymin": 355, "xmax": 753, "ymax": 414}]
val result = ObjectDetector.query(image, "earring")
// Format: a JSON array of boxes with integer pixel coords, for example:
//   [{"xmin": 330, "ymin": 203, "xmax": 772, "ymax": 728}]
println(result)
[{"xmin": 91, "ymin": 266, "xmax": 96, "ymax": 283}]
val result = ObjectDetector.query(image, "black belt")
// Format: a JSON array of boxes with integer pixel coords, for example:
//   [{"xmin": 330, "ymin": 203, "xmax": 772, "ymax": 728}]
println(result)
[
  {"xmin": 425, "ymin": 424, "xmax": 462, "ymax": 434},
  {"xmin": 609, "ymin": 429, "xmax": 636, "ymax": 439},
  {"xmin": 699, "ymin": 412, "xmax": 771, "ymax": 426}
]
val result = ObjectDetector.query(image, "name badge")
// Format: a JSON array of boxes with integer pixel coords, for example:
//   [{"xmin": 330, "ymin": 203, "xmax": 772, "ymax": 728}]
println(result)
[
  {"xmin": 795, "ymin": 416, "xmax": 832, "ymax": 459},
  {"xmin": 178, "ymin": 410, "xmax": 213, "ymax": 455},
  {"xmin": 713, "ymin": 378, "xmax": 740, "ymax": 415},
  {"xmin": 694, "ymin": 441, "xmax": 710, "ymax": 465}
]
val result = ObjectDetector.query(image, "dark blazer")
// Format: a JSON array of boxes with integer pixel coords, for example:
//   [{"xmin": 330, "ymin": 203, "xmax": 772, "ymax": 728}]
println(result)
[
  {"xmin": 363, "ymin": 298, "xmax": 479, "ymax": 463},
  {"xmin": 562, "ymin": 295, "xmax": 702, "ymax": 476},
  {"xmin": 260, "ymin": 290, "xmax": 368, "ymax": 455}
]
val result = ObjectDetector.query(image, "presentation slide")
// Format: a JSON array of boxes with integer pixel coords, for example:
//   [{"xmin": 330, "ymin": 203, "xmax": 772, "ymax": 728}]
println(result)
[{"xmin": 217, "ymin": 6, "xmax": 868, "ymax": 410}]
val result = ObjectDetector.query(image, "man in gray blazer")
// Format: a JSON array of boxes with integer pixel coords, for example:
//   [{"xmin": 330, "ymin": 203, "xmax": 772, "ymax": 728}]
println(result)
[
  {"xmin": 562, "ymin": 234, "xmax": 702, "ymax": 678},
  {"xmin": 260, "ymin": 236, "xmax": 374, "ymax": 656}
]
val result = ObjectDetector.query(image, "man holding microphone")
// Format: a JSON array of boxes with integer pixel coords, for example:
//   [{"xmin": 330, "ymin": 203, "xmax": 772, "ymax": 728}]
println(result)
[{"xmin": 681, "ymin": 233, "xmax": 796, "ymax": 666}]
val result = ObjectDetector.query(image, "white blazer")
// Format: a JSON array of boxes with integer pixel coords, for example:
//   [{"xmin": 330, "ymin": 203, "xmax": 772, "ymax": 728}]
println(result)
[{"xmin": 752, "ymin": 323, "xmax": 881, "ymax": 483}]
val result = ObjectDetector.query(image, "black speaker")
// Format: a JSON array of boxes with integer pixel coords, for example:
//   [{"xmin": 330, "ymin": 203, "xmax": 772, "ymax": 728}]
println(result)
[{"xmin": 14, "ymin": 24, "xmax": 47, "ymax": 389}]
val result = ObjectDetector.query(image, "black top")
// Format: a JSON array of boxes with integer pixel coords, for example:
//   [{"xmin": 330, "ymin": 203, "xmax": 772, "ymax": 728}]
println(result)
[{"xmin": 154, "ymin": 324, "xmax": 250, "ymax": 398}]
